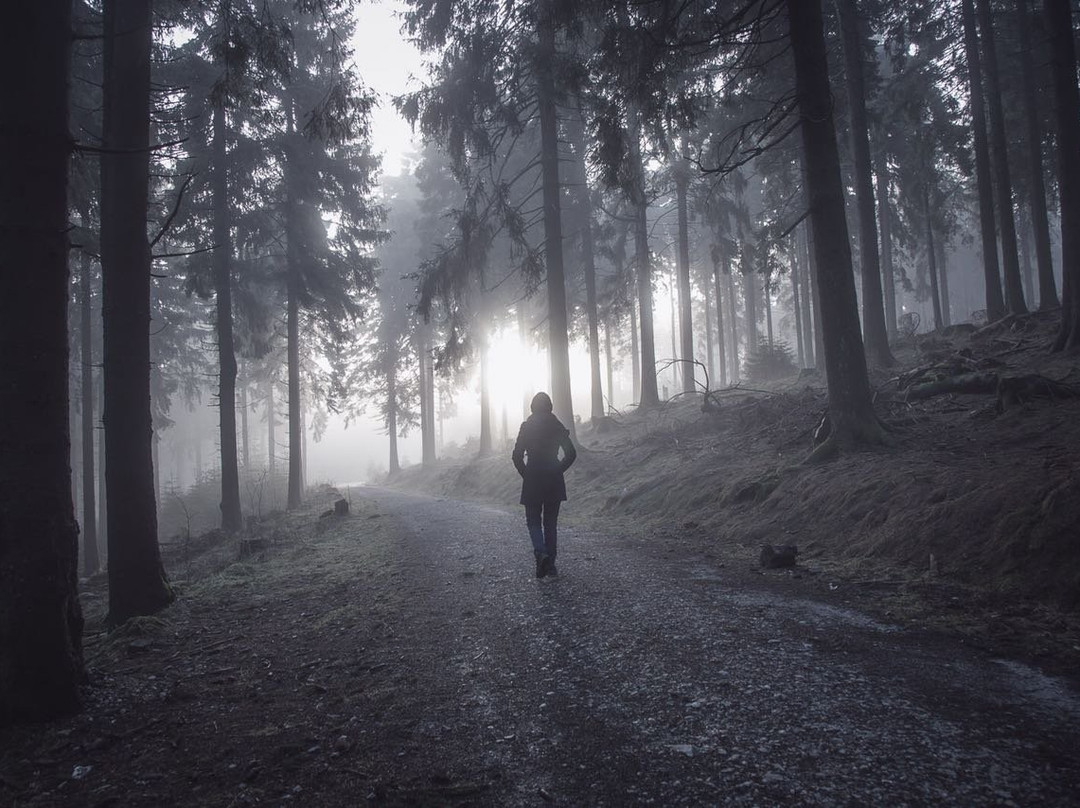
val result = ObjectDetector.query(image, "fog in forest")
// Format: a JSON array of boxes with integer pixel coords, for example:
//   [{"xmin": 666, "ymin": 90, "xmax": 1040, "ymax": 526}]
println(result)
[{"xmin": 5, "ymin": 0, "xmax": 1080, "ymax": 802}]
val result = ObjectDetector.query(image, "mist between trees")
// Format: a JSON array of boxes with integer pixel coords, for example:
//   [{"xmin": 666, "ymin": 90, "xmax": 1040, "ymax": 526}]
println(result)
[{"xmin": 3, "ymin": 0, "xmax": 1080, "ymax": 725}]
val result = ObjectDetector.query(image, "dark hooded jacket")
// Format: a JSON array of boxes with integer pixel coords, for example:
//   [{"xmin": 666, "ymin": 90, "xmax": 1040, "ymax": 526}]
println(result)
[{"xmin": 511, "ymin": 411, "xmax": 577, "ymax": 505}]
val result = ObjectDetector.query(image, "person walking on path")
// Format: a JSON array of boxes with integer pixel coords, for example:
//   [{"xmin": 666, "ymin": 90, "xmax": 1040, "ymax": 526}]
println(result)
[{"xmin": 512, "ymin": 392, "xmax": 577, "ymax": 578}]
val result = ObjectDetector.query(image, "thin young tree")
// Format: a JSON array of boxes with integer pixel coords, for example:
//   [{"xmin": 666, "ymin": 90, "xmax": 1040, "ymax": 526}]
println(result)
[{"xmin": 0, "ymin": 0, "xmax": 85, "ymax": 723}]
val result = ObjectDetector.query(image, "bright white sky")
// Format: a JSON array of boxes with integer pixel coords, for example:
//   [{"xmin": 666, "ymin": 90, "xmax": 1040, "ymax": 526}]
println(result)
[{"xmin": 349, "ymin": 0, "xmax": 424, "ymax": 175}]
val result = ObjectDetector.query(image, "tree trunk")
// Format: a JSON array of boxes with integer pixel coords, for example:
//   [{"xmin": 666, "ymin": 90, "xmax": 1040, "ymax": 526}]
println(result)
[
  {"xmin": 628, "ymin": 107, "xmax": 660, "ymax": 408},
  {"xmin": 286, "ymin": 275, "xmax": 302, "ymax": 508},
  {"xmin": 1019, "ymin": 207, "xmax": 1036, "ymax": 303},
  {"xmin": 518, "ymin": 307, "xmax": 531, "ymax": 420},
  {"xmin": 925, "ymin": 187, "xmax": 944, "ymax": 330},
  {"xmin": 212, "ymin": 100, "xmax": 242, "ymax": 532},
  {"xmin": 791, "ymin": 240, "xmax": 806, "ymax": 367},
  {"xmin": 937, "ymin": 236, "xmax": 952, "ymax": 326},
  {"xmin": 764, "ymin": 274, "xmax": 774, "ymax": 346},
  {"xmin": 675, "ymin": 164, "xmax": 695, "ymax": 393},
  {"xmin": 0, "ymin": 0, "xmax": 84, "ymax": 723},
  {"xmin": 420, "ymin": 329, "xmax": 436, "ymax": 465},
  {"xmin": 603, "ymin": 316, "xmax": 615, "ymax": 412},
  {"xmin": 874, "ymin": 148, "xmax": 898, "ymax": 341},
  {"xmin": 569, "ymin": 104, "xmax": 606, "ymax": 420},
  {"xmin": 742, "ymin": 267, "xmax": 759, "ymax": 351},
  {"xmin": 267, "ymin": 378, "xmax": 276, "ymax": 475},
  {"xmin": 79, "ymin": 220, "xmax": 100, "ymax": 575},
  {"xmin": 97, "ymin": 376, "xmax": 107, "ymax": 556},
  {"xmin": 536, "ymin": 1, "xmax": 575, "ymax": 434},
  {"xmin": 975, "ymin": 0, "xmax": 1028, "ymax": 314},
  {"xmin": 387, "ymin": 363, "xmax": 400, "ymax": 475},
  {"xmin": 1016, "ymin": 0, "xmax": 1059, "ymax": 310},
  {"xmin": 100, "ymin": 0, "xmax": 173, "ymax": 623},
  {"xmin": 803, "ymin": 221, "xmax": 824, "ymax": 368},
  {"xmin": 630, "ymin": 293, "xmax": 641, "ymax": 402},
  {"xmin": 668, "ymin": 261, "xmax": 679, "ymax": 392},
  {"xmin": 837, "ymin": 0, "xmax": 894, "ymax": 365},
  {"xmin": 703, "ymin": 269, "xmax": 717, "ymax": 382},
  {"xmin": 1045, "ymin": 0, "xmax": 1080, "ymax": 349},
  {"xmin": 711, "ymin": 262, "xmax": 728, "ymax": 386},
  {"xmin": 239, "ymin": 376, "xmax": 249, "ymax": 469},
  {"xmin": 961, "ymin": 0, "xmax": 1007, "ymax": 321},
  {"xmin": 479, "ymin": 327, "xmax": 492, "ymax": 456},
  {"xmin": 788, "ymin": 0, "xmax": 881, "ymax": 445},
  {"xmin": 727, "ymin": 268, "xmax": 740, "ymax": 380}
]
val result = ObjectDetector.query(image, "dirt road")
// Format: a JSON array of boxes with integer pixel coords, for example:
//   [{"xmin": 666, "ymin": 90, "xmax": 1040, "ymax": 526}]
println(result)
[{"xmin": 4, "ymin": 487, "xmax": 1079, "ymax": 807}]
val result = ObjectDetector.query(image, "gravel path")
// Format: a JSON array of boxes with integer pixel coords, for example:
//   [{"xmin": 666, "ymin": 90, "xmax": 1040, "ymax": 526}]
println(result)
[{"xmin": 354, "ymin": 487, "xmax": 1080, "ymax": 806}]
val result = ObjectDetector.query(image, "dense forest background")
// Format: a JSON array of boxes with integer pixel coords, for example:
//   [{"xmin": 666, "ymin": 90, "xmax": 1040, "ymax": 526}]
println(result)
[{"xmin": 3, "ymin": 0, "xmax": 1080, "ymax": 727}]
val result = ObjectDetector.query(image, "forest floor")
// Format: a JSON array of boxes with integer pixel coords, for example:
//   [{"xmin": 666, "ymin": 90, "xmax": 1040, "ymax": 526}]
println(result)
[{"xmin": 3, "ymin": 311, "xmax": 1080, "ymax": 806}]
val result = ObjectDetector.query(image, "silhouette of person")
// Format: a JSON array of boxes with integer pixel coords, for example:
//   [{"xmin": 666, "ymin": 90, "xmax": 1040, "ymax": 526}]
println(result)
[{"xmin": 511, "ymin": 391, "xmax": 577, "ymax": 578}]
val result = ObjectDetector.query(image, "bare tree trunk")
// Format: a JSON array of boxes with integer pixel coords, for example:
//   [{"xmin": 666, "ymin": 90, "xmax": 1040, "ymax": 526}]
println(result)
[
  {"xmin": 837, "ymin": 0, "xmax": 894, "ymax": 365},
  {"xmin": 791, "ymin": 241, "xmax": 806, "ymax": 367},
  {"xmin": 668, "ymin": 261, "xmax": 679, "ymax": 392},
  {"xmin": 764, "ymin": 274, "xmax": 774, "ymax": 346},
  {"xmin": 518, "ymin": 307, "xmax": 530, "ymax": 420},
  {"xmin": 420, "ymin": 329, "xmax": 436, "ymax": 466},
  {"xmin": 286, "ymin": 273, "xmax": 302, "ymax": 508},
  {"xmin": 742, "ymin": 267, "xmax": 759, "ymax": 351},
  {"xmin": 703, "ymin": 270, "xmax": 716, "ymax": 382},
  {"xmin": 628, "ymin": 105, "xmax": 660, "ymax": 408},
  {"xmin": 788, "ymin": 0, "xmax": 882, "ymax": 445},
  {"xmin": 874, "ymin": 148, "xmax": 898, "ymax": 341},
  {"xmin": 1016, "ymin": 0, "xmax": 1059, "ymax": 310},
  {"xmin": 937, "ymin": 232, "xmax": 954, "ymax": 324},
  {"xmin": 630, "ymin": 295, "xmax": 641, "ymax": 402},
  {"xmin": 675, "ymin": 158, "xmax": 695, "ymax": 393},
  {"xmin": 711, "ymin": 262, "xmax": 728, "ymax": 386},
  {"xmin": 97, "ymin": 377, "xmax": 107, "ymax": 554},
  {"xmin": 212, "ymin": 99, "xmax": 241, "ymax": 532},
  {"xmin": 536, "ymin": 1, "xmax": 575, "ymax": 433},
  {"xmin": 569, "ymin": 103, "xmax": 605, "ymax": 420},
  {"xmin": 1045, "ymin": 0, "xmax": 1080, "ymax": 349},
  {"xmin": 79, "ymin": 218, "xmax": 99, "ymax": 575},
  {"xmin": 0, "ymin": 0, "xmax": 84, "ymax": 722},
  {"xmin": 1019, "ymin": 206, "xmax": 1036, "ymax": 304},
  {"xmin": 925, "ymin": 187, "xmax": 944, "ymax": 330},
  {"xmin": 603, "ymin": 315, "xmax": 615, "ymax": 412},
  {"xmin": 975, "ymin": 0, "xmax": 1028, "ymax": 314},
  {"xmin": 267, "ymin": 379, "xmax": 276, "ymax": 476},
  {"xmin": 804, "ymin": 221, "xmax": 824, "ymax": 368},
  {"xmin": 727, "ymin": 269, "xmax": 740, "ymax": 380},
  {"xmin": 479, "ymin": 326, "xmax": 492, "ymax": 456},
  {"xmin": 961, "ymin": 0, "xmax": 1007, "ymax": 321},
  {"xmin": 387, "ymin": 363, "xmax": 400, "ymax": 475},
  {"xmin": 239, "ymin": 377, "xmax": 249, "ymax": 470},
  {"xmin": 100, "ymin": 0, "xmax": 172, "ymax": 623}
]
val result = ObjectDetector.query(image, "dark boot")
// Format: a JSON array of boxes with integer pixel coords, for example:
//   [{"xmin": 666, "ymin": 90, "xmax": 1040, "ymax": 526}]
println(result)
[
  {"xmin": 535, "ymin": 552, "xmax": 549, "ymax": 579},
  {"xmin": 547, "ymin": 554, "xmax": 558, "ymax": 577}
]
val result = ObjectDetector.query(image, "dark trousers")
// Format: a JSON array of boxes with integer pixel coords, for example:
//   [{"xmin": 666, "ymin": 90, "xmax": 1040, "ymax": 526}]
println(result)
[{"xmin": 525, "ymin": 501, "xmax": 560, "ymax": 559}]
